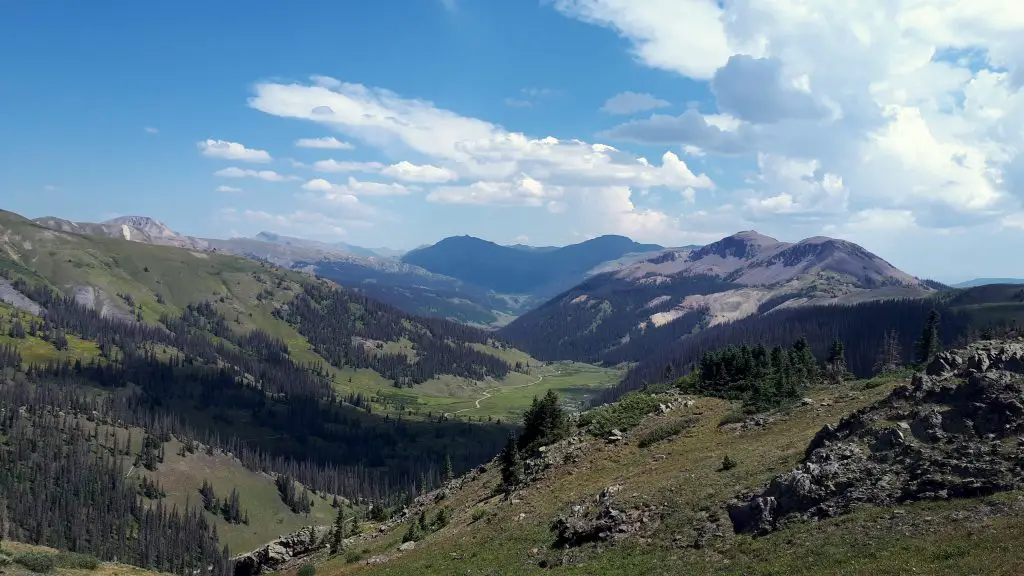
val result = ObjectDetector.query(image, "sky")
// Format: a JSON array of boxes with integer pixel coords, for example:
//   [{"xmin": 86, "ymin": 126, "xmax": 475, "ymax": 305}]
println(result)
[{"xmin": 2, "ymin": 0, "xmax": 1024, "ymax": 283}]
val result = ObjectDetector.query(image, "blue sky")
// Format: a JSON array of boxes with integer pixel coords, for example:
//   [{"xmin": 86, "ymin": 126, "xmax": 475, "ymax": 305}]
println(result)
[{"xmin": 2, "ymin": 0, "xmax": 1024, "ymax": 282}]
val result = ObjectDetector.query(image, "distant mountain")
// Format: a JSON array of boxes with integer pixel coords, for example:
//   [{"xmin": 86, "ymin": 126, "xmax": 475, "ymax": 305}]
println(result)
[
  {"xmin": 34, "ymin": 215, "xmax": 209, "ymax": 250},
  {"xmin": 402, "ymin": 234, "xmax": 665, "ymax": 297},
  {"xmin": 499, "ymin": 231, "xmax": 936, "ymax": 364},
  {"xmin": 953, "ymin": 278, "xmax": 1024, "ymax": 288}
]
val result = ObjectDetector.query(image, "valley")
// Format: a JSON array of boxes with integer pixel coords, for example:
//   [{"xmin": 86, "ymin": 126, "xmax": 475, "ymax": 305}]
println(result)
[{"xmin": 3, "ymin": 205, "xmax": 1024, "ymax": 576}]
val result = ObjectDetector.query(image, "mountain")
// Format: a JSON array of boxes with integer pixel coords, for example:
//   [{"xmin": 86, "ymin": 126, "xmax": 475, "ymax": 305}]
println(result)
[
  {"xmin": 954, "ymin": 277, "xmax": 1024, "ymax": 288},
  {"xmin": 402, "ymin": 234, "xmax": 665, "ymax": 297},
  {"xmin": 500, "ymin": 231, "xmax": 936, "ymax": 364},
  {"xmin": 29, "ymin": 219, "xmax": 519, "ymax": 326},
  {"xmin": 33, "ymin": 215, "xmax": 210, "ymax": 250}
]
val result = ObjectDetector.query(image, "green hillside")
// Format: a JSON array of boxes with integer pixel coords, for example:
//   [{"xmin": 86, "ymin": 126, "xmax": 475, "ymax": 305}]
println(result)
[{"xmin": 310, "ymin": 340, "xmax": 1024, "ymax": 575}]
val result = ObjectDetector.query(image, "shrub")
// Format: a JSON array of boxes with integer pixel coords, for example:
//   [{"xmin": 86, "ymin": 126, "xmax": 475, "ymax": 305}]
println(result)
[
  {"xmin": 0, "ymin": 554, "xmax": 11, "ymax": 567},
  {"xmin": 718, "ymin": 408, "xmax": 748, "ymax": 426},
  {"xmin": 297, "ymin": 563, "xmax": 316, "ymax": 576},
  {"xmin": 344, "ymin": 549, "xmax": 364, "ymax": 564},
  {"xmin": 471, "ymin": 508, "xmax": 488, "ymax": 523},
  {"xmin": 14, "ymin": 551, "xmax": 56, "ymax": 573},
  {"xmin": 638, "ymin": 417, "xmax": 697, "ymax": 448},
  {"xmin": 55, "ymin": 552, "xmax": 100, "ymax": 570},
  {"xmin": 578, "ymin": 392, "xmax": 661, "ymax": 436},
  {"xmin": 720, "ymin": 454, "xmax": 737, "ymax": 471}
]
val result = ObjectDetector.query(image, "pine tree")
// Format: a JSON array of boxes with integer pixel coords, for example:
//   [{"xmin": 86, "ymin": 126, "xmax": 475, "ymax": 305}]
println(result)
[
  {"xmin": 418, "ymin": 510, "xmax": 429, "ymax": 532},
  {"xmin": 873, "ymin": 329, "xmax": 902, "ymax": 375},
  {"xmin": 499, "ymin": 433, "xmax": 523, "ymax": 491},
  {"xmin": 330, "ymin": 508, "xmax": 346, "ymax": 554},
  {"xmin": 915, "ymin": 309, "xmax": 941, "ymax": 366},
  {"xmin": 441, "ymin": 453, "xmax": 453, "ymax": 483},
  {"xmin": 824, "ymin": 339, "xmax": 848, "ymax": 385}
]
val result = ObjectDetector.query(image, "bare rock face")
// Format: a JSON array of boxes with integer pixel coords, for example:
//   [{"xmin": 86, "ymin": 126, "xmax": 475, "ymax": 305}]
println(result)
[
  {"xmin": 728, "ymin": 340, "xmax": 1024, "ymax": 536},
  {"xmin": 232, "ymin": 526, "xmax": 331, "ymax": 576}
]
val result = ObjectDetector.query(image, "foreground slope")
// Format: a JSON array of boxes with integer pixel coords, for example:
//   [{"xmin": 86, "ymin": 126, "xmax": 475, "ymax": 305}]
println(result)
[
  {"xmin": 500, "ymin": 231, "xmax": 936, "ymax": 365},
  {"xmin": 315, "ymin": 340, "xmax": 1024, "ymax": 575}
]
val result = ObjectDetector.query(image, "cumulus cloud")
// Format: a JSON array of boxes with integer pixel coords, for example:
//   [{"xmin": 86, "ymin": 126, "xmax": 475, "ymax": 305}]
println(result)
[
  {"xmin": 214, "ymin": 167, "xmax": 297, "ymax": 181},
  {"xmin": 381, "ymin": 161, "xmax": 457, "ymax": 183},
  {"xmin": 198, "ymin": 139, "xmax": 272, "ymax": 163},
  {"xmin": 294, "ymin": 136, "xmax": 354, "ymax": 149},
  {"xmin": 562, "ymin": 0, "xmax": 1024, "ymax": 235},
  {"xmin": 601, "ymin": 91, "xmax": 671, "ymax": 114},
  {"xmin": 224, "ymin": 208, "xmax": 355, "ymax": 237},
  {"xmin": 312, "ymin": 159, "xmax": 385, "ymax": 173},
  {"xmin": 427, "ymin": 175, "xmax": 553, "ymax": 207},
  {"xmin": 302, "ymin": 176, "xmax": 412, "ymax": 196},
  {"xmin": 248, "ymin": 75, "xmax": 714, "ymax": 237}
]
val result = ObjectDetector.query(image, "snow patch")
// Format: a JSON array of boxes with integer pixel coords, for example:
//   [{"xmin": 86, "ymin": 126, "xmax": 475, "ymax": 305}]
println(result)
[
  {"xmin": 121, "ymin": 224, "xmax": 132, "ymax": 241},
  {"xmin": 570, "ymin": 294, "xmax": 588, "ymax": 304}
]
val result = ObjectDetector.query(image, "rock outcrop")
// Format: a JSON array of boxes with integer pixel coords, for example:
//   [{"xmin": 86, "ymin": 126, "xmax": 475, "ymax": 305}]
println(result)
[
  {"xmin": 729, "ymin": 340, "xmax": 1024, "ymax": 535},
  {"xmin": 552, "ymin": 484, "xmax": 660, "ymax": 548},
  {"xmin": 232, "ymin": 526, "xmax": 331, "ymax": 576}
]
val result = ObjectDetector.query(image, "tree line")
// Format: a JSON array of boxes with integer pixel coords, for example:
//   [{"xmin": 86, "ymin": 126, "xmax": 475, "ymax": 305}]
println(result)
[{"xmin": 0, "ymin": 378, "xmax": 230, "ymax": 576}]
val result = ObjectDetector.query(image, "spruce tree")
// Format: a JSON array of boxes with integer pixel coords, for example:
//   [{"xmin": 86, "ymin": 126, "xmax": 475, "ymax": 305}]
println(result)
[
  {"xmin": 499, "ymin": 433, "xmax": 524, "ymax": 491},
  {"xmin": 330, "ymin": 508, "xmax": 346, "ymax": 554},
  {"xmin": 442, "ymin": 453, "xmax": 453, "ymax": 483},
  {"xmin": 915, "ymin": 309, "xmax": 941, "ymax": 365}
]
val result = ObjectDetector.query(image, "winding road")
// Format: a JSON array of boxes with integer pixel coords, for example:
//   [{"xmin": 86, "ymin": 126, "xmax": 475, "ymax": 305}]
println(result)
[{"xmin": 443, "ymin": 371, "xmax": 554, "ymax": 419}]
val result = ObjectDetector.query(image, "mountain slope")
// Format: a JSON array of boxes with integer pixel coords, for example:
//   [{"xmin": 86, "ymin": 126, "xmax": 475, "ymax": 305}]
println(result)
[
  {"xmin": 309, "ymin": 340, "xmax": 1024, "ymax": 575},
  {"xmin": 402, "ymin": 234, "xmax": 664, "ymax": 297},
  {"xmin": 500, "ymin": 231, "xmax": 935, "ymax": 364},
  {"xmin": 32, "ymin": 217, "xmax": 524, "ymax": 326}
]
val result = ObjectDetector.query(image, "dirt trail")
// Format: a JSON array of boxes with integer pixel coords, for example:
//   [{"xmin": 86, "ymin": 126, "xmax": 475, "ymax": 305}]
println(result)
[{"xmin": 444, "ymin": 370, "xmax": 557, "ymax": 418}]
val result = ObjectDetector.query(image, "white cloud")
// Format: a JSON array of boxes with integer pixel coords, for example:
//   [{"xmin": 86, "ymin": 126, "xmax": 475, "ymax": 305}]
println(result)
[
  {"xmin": 144, "ymin": 127, "xmax": 159, "ymax": 134},
  {"xmin": 302, "ymin": 176, "xmax": 412, "ymax": 196},
  {"xmin": 504, "ymin": 98, "xmax": 533, "ymax": 108},
  {"xmin": 228, "ymin": 209, "xmax": 352, "ymax": 237},
  {"xmin": 428, "ymin": 175, "xmax": 553, "ymax": 207},
  {"xmin": 214, "ymin": 167, "xmax": 297, "ymax": 181},
  {"xmin": 512, "ymin": 234, "xmax": 530, "ymax": 243},
  {"xmin": 216, "ymin": 185, "xmax": 242, "ymax": 193},
  {"xmin": 248, "ymin": 77, "xmax": 713, "ymax": 194},
  {"xmin": 295, "ymin": 136, "xmax": 354, "ymax": 149},
  {"xmin": 561, "ymin": 0, "xmax": 1024, "ymax": 232},
  {"xmin": 198, "ymin": 139, "xmax": 272, "ymax": 163},
  {"xmin": 381, "ymin": 161, "xmax": 457, "ymax": 183},
  {"xmin": 312, "ymin": 159, "xmax": 385, "ymax": 173},
  {"xmin": 601, "ymin": 91, "xmax": 671, "ymax": 114}
]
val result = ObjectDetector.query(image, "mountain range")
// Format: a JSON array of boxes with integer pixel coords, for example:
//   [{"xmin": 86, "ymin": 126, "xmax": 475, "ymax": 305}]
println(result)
[
  {"xmin": 28, "ymin": 215, "xmax": 671, "ymax": 327},
  {"xmin": 499, "ymin": 230, "xmax": 937, "ymax": 364}
]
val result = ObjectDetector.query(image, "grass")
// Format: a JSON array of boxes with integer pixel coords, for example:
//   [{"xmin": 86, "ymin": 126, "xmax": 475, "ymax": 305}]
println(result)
[
  {"xmin": 83, "ymin": 420, "xmax": 343, "ymax": 555},
  {"xmin": 308, "ymin": 375, "xmax": 1024, "ymax": 575},
  {"xmin": 0, "ymin": 541, "xmax": 162, "ymax": 576}
]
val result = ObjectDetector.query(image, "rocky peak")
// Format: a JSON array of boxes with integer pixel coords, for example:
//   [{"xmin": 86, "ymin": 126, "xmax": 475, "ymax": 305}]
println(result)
[
  {"xmin": 689, "ymin": 231, "xmax": 782, "ymax": 262},
  {"xmin": 103, "ymin": 216, "xmax": 177, "ymax": 239}
]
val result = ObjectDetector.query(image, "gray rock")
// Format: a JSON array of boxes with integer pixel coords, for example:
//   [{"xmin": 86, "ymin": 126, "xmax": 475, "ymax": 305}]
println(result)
[
  {"xmin": 398, "ymin": 541, "xmax": 415, "ymax": 552},
  {"xmin": 729, "ymin": 339, "xmax": 1024, "ymax": 536},
  {"xmin": 232, "ymin": 525, "xmax": 331, "ymax": 576}
]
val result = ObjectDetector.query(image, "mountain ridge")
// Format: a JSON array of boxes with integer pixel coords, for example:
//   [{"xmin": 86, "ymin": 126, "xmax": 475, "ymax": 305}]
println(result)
[{"xmin": 499, "ymin": 230, "xmax": 936, "ymax": 365}]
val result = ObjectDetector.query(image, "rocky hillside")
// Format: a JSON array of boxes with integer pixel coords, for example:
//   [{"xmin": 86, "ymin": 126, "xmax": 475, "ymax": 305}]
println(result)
[
  {"xmin": 500, "ymin": 231, "xmax": 936, "ymax": 364},
  {"xmin": 34, "ymin": 215, "xmax": 210, "ymax": 250},
  {"xmin": 307, "ymin": 339, "xmax": 1024, "ymax": 575}
]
